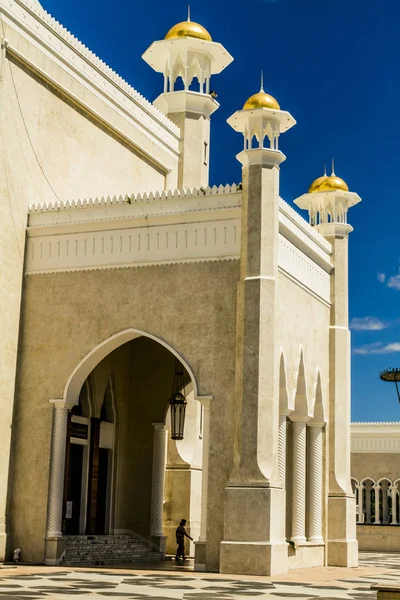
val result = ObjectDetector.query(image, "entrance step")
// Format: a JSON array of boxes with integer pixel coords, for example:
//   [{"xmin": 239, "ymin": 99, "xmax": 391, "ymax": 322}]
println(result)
[{"xmin": 61, "ymin": 534, "xmax": 164, "ymax": 566}]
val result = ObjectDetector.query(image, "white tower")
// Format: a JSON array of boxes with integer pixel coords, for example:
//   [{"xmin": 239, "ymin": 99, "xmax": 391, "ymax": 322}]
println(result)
[
  {"xmin": 142, "ymin": 13, "xmax": 233, "ymax": 189},
  {"xmin": 294, "ymin": 166, "xmax": 361, "ymax": 567},
  {"xmin": 220, "ymin": 82, "xmax": 295, "ymax": 576}
]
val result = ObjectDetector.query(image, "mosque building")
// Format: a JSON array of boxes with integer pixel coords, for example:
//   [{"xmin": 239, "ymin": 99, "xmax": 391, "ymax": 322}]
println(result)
[{"xmin": 0, "ymin": 0, "xmax": 361, "ymax": 575}]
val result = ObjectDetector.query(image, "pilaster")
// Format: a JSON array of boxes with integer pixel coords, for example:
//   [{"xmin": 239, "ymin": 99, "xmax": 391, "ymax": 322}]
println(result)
[
  {"xmin": 220, "ymin": 148, "xmax": 288, "ymax": 576},
  {"xmin": 194, "ymin": 396, "xmax": 211, "ymax": 570},
  {"xmin": 150, "ymin": 423, "xmax": 168, "ymax": 551},
  {"xmin": 325, "ymin": 228, "xmax": 358, "ymax": 566}
]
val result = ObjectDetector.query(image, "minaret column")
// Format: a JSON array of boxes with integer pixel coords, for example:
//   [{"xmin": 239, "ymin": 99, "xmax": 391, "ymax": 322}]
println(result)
[{"xmin": 220, "ymin": 148, "xmax": 288, "ymax": 576}]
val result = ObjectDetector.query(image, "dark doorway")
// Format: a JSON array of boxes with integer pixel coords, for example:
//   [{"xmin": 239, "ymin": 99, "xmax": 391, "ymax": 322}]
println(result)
[
  {"xmin": 66, "ymin": 444, "xmax": 83, "ymax": 535},
  {"xmin": 96, "ymin": 448, "xmax": 109, "ymax": 534}
]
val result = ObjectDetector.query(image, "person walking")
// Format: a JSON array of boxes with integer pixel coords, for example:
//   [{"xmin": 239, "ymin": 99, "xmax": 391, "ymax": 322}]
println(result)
[{"xmin": 175, "ymin": 519, "xmax": 193, "ymax": 561}]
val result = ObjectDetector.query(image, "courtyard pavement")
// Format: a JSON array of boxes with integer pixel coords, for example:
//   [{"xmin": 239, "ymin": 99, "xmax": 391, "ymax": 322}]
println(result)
[{"xmin": 0, "ymin": 553, "xmax": 398, "ymax": 599}]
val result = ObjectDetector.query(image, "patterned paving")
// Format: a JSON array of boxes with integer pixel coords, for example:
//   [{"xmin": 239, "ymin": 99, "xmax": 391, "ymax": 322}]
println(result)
[{"xmin": 0, "ymin": 554, "xmax": 398, "ymax": 599}]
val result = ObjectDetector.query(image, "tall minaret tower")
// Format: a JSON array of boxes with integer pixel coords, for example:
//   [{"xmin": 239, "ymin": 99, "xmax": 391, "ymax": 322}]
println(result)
[
  {"xmin": 294, "ymin": 165, "xmax": 361, "ymax": 568},
  {"xmin": 142, "ymin": 12, "xmax": 233, "ymax": 189},
  {"xmin": 220, "ymin": 81, "xmax": 295, "ymax": 576}
]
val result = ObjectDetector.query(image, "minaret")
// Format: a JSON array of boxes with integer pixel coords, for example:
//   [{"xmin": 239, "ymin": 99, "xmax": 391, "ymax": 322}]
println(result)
[
  {"xmin": 294, "ymin": 163, "xmax": 361, "ymax": 567},
  {"xmin": 220, "ymin": 81, "xmax": 295, "ymax": 576},
  {"xmin": 142, "ymin": 12, "xmax": 233, "ymax": 189}
]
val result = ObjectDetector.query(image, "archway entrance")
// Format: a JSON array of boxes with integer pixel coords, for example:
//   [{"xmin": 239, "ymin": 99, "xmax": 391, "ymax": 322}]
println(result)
[{"xmin": 44, "ymin": 331, "xmax": 209, "ymax": 566}]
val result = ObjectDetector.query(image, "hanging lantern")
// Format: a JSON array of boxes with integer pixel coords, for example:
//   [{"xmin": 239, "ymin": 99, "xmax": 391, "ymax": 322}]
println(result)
[{"xmin": 170, "ymin": 359, "xmax": 187, "ymax": 440}]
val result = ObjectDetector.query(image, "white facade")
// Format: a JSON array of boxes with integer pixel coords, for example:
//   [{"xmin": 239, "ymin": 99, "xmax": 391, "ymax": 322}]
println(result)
[{"xmin": 0, "ymin": 0, "xmax": 360, "ymax": 576}]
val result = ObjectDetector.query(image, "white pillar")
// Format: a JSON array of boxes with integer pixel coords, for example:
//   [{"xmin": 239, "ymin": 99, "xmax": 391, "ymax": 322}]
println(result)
[
  {"xmin": 391, "ymin": 484, "xmax": 398, "ymax": 525},
  {"xmin": 308, "ymin": 424, "xmax": 324, "ymax": 541},
  {"xmin": 198, "ymin": 398, "xmax": 211, "ymax": 542},
  {"xmin": 374, "ymin": 484, "xmax": 380, "ymax": 524},
  {"xmin": 356, "ymin": 484, "xmax": 364, "ymax": 524},
  {"xmin": 291, "ymin": 419, "xmax": 307, "ymax": 542},
  {"xmin": 150, "ymin": 423, "xmax": 168, "ymax": 537},
  {"xmin": 46, "ymin": 401, "xmax": 69, "ymax": 538},
  {"xmin": 278, "ymin": 413, "xmax": 288, "ymax": 487}
]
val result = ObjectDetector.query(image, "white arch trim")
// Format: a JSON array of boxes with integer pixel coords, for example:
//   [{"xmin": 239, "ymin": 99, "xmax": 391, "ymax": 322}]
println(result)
[{"xmin": 62, "ymin": 328, "xmax": 199, "ymax": 407}]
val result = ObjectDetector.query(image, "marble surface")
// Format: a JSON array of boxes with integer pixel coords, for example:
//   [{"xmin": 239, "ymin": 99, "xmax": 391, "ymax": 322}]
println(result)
[{"xmin": 0, "ymin": 553, "xmax": 398, "ymax": 599}]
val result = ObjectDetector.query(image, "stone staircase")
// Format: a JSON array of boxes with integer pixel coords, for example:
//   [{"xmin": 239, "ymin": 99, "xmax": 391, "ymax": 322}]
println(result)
[{"xmin": 61, "ymin": 534, "xmax": 164, "ymax": 566}]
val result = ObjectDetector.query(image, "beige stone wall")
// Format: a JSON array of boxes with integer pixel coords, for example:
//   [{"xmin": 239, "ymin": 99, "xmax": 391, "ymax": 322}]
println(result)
[
  {"xmin": 357, "ymin": 525, "xmax": 400, "ymax": 552},
  {"xmin": 351, "ymin": 454, "xmax": 400, "ymax": 483},
  {"xmin": 9, "ymin": 260, "xmax": 238, "ymax": 565}
]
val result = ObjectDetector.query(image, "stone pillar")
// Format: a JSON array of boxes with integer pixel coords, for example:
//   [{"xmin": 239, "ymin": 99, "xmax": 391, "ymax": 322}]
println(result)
[
  {"xmin": 46, "ymin": 402, "xmax": 69, "ymax": 538},
  {"xmin": 374, "ymin": 484, "xmax": 380, "ymax": 524},
  {"xmin": 195, "ymin": 397, "xmax": 211, "ymax": 570},
  {"xmin": 391, "ymin": 484, "xmax": 398, "ymax": 525},
  {"xmin": 291, "ymin": 419, "xmax": 307, "ymax": 542},
  {"xmin": 324, "ymin": 230, "xmax": 358, "ymax": 567},
  {"xmin": 308, "ymin": 424, "xmax": 324, "ymax": 541},
  {"xmin": 356, "ymin": 484, "xmax": 364, "ymax": 524},
  {"xmin": 151, "ymin": 423, "xmax": 168, "ymax": 541},
  {"xmin": 278, "ymin": 413, "xmax": 288, "ymax": 487},
  {"xmin": 220, "ymin": 148, "xmax": 288, "ymax": 576}
]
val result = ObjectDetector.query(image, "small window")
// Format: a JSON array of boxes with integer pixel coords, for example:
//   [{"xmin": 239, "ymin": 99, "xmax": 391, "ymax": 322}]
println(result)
[{"xmin": 204, "ymin": 142, "xmax": 208, "ymax": 166}]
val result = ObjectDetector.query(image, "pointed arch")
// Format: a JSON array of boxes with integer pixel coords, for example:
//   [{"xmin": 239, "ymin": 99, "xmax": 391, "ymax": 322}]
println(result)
[
  {"xmin": 63, "ymin": 329, "xmax": 198, "ymax": 407},
  {"xmin": 292, "ymin": 347, "xmax": 309, "ymax": 418},
  {"xmin": 310, "ymin": 369, "xmax": 326, "ymax": 424},
  {"xmin": 279, "ymin": 350, "xmax": 290, "ymax": 413}
]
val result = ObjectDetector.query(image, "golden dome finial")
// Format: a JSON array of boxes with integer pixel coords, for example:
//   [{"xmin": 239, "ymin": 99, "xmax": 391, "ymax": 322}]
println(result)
[
  {"xmin": 243, "ymin": 72, "xmax": 280, "ymax": 111},
  {"xmin": 318, "ymin": 159, "xmax": 349, "ymax": 192},
  {"xmin": 164, "ymin": 10, "xmax": 212, "ymax": 41},
  {"xmin": 308, "ymin": 167, "xmax": 328, "ymax": 193}
]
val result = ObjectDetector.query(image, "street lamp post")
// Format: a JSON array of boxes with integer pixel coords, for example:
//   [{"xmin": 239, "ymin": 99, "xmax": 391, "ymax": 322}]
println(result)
[{"xmin": 380, "ymin": 368, "xmax": 400, "ymax": 403}]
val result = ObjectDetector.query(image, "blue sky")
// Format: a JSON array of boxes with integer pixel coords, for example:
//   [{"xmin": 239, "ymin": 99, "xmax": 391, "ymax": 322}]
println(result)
[{"xmin": 40, "ymin": 0, "xmax": 400, "ymax": 422}]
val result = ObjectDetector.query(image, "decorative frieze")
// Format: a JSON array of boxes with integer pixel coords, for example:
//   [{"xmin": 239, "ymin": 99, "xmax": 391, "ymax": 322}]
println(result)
[{"xmin": 351, "ymin": 422, "xmax": 400, "ymax": 453}]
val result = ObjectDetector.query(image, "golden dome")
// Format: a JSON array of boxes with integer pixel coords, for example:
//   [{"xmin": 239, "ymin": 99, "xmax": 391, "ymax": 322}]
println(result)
[
  {"xmin": 243, "ymin": 90, "xmax": 280, "ymax": 111},
  {"xmin": 318, "ymin": 174, "xmax": 349, "ymax": 192},
  {"xmin": 165, "ymin": 20, "xmax": 212, "ymax": 42},
  {"xmin": 308, "ymin": 170, "xmax": 328, "ymax": 193}
]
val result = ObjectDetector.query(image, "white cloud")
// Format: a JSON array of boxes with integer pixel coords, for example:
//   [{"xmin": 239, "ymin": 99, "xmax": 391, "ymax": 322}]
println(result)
[
  {"xmin": 387, "ymin": 275, "xmax": 400, "ymax": 290},
  {"xmin": 354, "ymin": 342, "xmax": 400, "ymax": 355},
  {"xmin": 377, "ymin": 273, "xmax": 386, "ymax": 284},
  {"xmin": 350, "ymin": 316, "xmax": 387, "ymax": 331}
]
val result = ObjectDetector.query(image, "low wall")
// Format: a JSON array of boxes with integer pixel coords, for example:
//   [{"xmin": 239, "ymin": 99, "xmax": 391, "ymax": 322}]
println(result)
[{"xmin": 357, "ymin": 525, "xmax": 400, "ymax": 552}]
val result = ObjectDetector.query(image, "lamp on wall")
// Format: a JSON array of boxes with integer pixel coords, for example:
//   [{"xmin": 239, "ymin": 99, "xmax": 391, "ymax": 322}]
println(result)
[
  {"xmin": 380, "ymin": 368, "xmax": 400, "ymax": 402},
  {"xmin": 170, "ymin": 358, "xmax": 187, "ymax": 440}
]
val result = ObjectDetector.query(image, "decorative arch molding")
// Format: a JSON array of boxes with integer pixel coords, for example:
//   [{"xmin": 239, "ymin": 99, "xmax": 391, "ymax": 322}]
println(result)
[
  {"xmin": 61, "ymin": 328, "xmax": 200, "ymax": 408},
  {"xmin": 279, "ymin": 349, "xmax": 290, "ymax": 414},
  {"xmin": 309, "ymin": 369, "xmax": 326, "ymax": 424}
]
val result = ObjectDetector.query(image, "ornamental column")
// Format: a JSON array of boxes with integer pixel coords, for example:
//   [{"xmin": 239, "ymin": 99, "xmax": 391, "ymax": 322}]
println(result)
[
  {"xmin": 278, "ymin": 412, "xmax": 289, "ymax": 487},
  {"xmin": 194, "ymin": 397, "xmax": 212, "ymax": 571},
  {"xmin": 198, "ymin": 398, "xmax": 211, "ymax": 542},
  {"xmin": 46, "ymin": 401, "xmax": 69, "ymax": 538},
  {"xmin": 291, "ymin": 419, "xmax": 307, "ymax": 542},
  {"xmin": 308, "ymin": 424, "xmax": 324, "ymax": 541},
  {"xmin": 373, "ymin": 484, "xmax": 380, "ymax": 524},
  {"xmin": 356, "ymin": 484, "xmax": 364, "ymax": 524},
  {"xmin": 150, "ymin": 423, "xmax": 168, "ymax": 541},
  {"xmin": 391, "ymin": 484, "xmax": 398, "ymax": 525}
]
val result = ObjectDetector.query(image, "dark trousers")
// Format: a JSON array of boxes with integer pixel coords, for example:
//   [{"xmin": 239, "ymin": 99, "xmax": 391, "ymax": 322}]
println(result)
[{"xmin": 176, "ymin": 540, "xmax": 185, "ymax": 558}]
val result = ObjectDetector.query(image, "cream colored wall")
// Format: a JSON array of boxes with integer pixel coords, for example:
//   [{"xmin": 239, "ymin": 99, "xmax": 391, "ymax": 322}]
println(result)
[
  {"xmin": 351, "ymin": 453, "xmax": 400, "ymax": 482},
  {"xmin": 276, "ymin": 272, "xmax": 330, "ymax": 413},
  {"xmin": 357, "ymin": 525, "xmax": 400, "ymax": 552},
  {"xmin": 168, "ymin": 112, "xmax": 210, "ymax": 189},
  {"xmin": 10, "ymin": 260, "xmax": 238, "ymax": 566}
]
